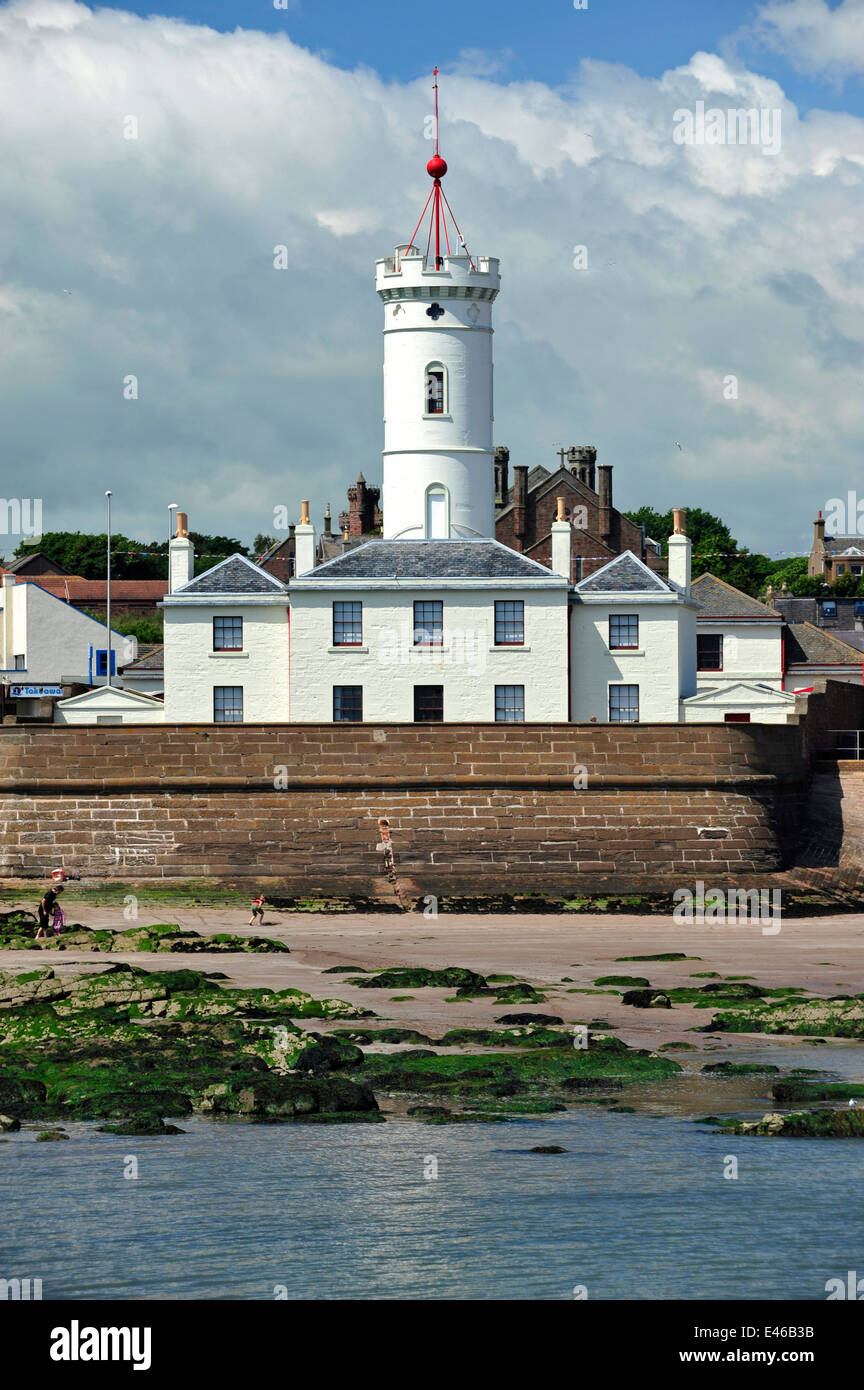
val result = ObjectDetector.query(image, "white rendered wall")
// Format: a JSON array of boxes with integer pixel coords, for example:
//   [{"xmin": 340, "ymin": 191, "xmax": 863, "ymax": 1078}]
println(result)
[
  {"xmin": 696, "ymin": 624, "xmax": 783, "ymax": 691},
  {"xmin": 163, "ymin": 602, "xmax": 289, "ymax": 722},
  {"xmin": 119, "ymin": 672, "xmax": 164, "ymax": 696},
  {"xmin": 2, "ymin": 583, "xmax": 135, "ymax": 686},
  {"xmin": 377, "ymin": 251, "xmax": 499, "ymax": 540},
  {"xmin": 783, "ymin": 669, "xmax": 861, "ymax": 691},
  {"xmin": 682, "ymin": 698, "xmax": 793, "ymax": 724},
  {"xmin": 570, "ymin": 601, "xmax": 688, "ymax": 722},
  {"xmin": 55, "ymin": 688, "xmax": 165, "ymax": 724},
  {"xmin": 288, "ymin": 587, "xmax": 568, "ymax": 722}
]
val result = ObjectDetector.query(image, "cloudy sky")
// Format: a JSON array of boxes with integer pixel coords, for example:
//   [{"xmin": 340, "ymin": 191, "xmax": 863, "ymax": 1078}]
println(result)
[{"xmin": 3, "ymin": 0, "xmax": 864, "ymax": 557}]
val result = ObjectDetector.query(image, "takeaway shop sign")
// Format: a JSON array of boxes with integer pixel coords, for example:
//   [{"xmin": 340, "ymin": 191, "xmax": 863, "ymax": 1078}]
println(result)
[{"xmin": 9, "ymin": 685, "xmax": 63, "ymax": 697}]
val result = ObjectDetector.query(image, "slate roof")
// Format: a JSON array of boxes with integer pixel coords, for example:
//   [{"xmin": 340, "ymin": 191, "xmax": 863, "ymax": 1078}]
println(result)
[
  {"xmin": 175, "ymin": 554, "xmax": 287, "ymax": 595},
  {"xmin": 784, "ymin": 623, "xmax": 864, "ymax": 666},
  {"xmin": 823, "ymin": 537, "xmax": 864, "ymax": 555},
  {"xmin": 296, "ymin": 539, "xmax": 560, "ymax": 581},
  {"xmin": 575, "ymin": 551, "xmax": 680, "ymax": 594},
  {"xmin": 120, "ymin": 644, "xmax": 164, "ymax": 672},
  {"xmin": 4, "ymin": 552, "xmax": 72, "ymax": 576},
  {"xmin": 691, "ymin": 573, "xmax": 780, "ymax": 620}
]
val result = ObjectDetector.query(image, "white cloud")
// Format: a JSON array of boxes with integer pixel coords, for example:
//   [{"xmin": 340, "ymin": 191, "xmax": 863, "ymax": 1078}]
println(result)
[
  {"xmin": 755, "ymin": 0, "xmax": 864, "ymax": 77},
  {"xmin": 1, "ymin": 0, "xmax": 864, "ymax": 558}
]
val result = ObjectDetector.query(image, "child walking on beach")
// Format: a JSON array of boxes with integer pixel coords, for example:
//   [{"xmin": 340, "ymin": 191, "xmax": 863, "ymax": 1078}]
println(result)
[{"xmin": 248, "ymin": 893, "xmax": 266, "ymax": 927}]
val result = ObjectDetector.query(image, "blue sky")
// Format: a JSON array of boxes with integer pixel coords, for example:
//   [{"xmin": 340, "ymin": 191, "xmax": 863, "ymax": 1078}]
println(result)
[
  {"xmin": 118, "ymin": 0, "xmax": 864, "ymax": 115},
  {"xmin": 3, "ymin": 0, "xmax": 864, "ymax": 554}
]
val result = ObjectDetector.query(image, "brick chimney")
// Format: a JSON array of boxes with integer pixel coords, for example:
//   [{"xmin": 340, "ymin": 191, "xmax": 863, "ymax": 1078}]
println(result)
[
  {"xmin": 597, "ymin": 464, "xmax": 613, "ymax": 543},
  {"xmin": 809, "ymin": 510, "xmax": 826, "ymax": 578},
  {"xmin": 512, "ymin": 465, "xmax": 528, "ymax": 551}
]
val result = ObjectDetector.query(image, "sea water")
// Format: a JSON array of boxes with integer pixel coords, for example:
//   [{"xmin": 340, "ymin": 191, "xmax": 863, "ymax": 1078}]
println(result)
[{"xmin": 1, "ymin": 1094, "xmax": 860, "ymax": 1300}]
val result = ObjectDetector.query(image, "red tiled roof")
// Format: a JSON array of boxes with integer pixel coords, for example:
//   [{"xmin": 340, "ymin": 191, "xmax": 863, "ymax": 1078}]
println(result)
[{"xmin": 6, "ymin": 576, "xmax": 167, "ymax": 600}]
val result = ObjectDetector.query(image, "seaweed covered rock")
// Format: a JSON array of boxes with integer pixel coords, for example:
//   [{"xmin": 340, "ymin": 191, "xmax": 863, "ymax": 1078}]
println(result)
[
  {"xmin": 495, "ymin": 1013, "xmax": 563, "ymax": 1026},
  {"xmin": 291, "ymin": 1034, "xmax": 364, "ymax": 1076},
  {"xmin": 772, "ymin": 1080, "xmax": 864, "ymax": 1104},
  {"xmin": 492, "ymin": 984, "xmax": 546, "ymax": 1004},
  {"xmin": 351, "ymin": 966, "xmax": 488, "ymax": 991},
  {"xmin": 329, "ymin": 1028, "xmax": 432, "ymax": 1046},
  {"xmin": 699, "ymin": 981, "xmax": 767, "ymax": 1000},
  {"xmin": 594, "ymin": 976, "xmax": 650, "ymax": 988},
  {"xmin": 707, "ymin": 996, "xmax": 864, "ymax": 1040},
  {"xmin": 702, "ymin": 1062, "xmax": 780, "ymax": 1075},
  {"xmin": 193, "ymin": 1075, "xmax": 378, "ymax": 1121},
  {"xmin": 621, "ymin": 989, "xmax": 672, "ymax": 1009},
  {"xmin": 0, "ymin": 1076, "xmax": 47, "ymax": 1113},
  {"xmin": 723, "ymin": 1109, "xmax": 864, "ymax": 1137},
  {"xmin": 98, "ymin": 1117, "xmax": 185, "ymax": 1136}
]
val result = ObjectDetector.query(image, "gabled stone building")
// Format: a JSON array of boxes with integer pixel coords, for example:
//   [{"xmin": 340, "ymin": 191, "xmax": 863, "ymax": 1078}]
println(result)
[{"xmin": 494, "ymin": 444, "xmax": 659, "ymax": 583}]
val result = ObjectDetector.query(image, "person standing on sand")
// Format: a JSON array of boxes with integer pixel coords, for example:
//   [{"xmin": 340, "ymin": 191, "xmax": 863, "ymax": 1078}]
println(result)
[
  {"xmin": 35, "ymin": 884, "xmax": 63, "ymax": 939},
  {"xmin": 248, "ymin": 893, "xmax": 266, "ymax": 927}
]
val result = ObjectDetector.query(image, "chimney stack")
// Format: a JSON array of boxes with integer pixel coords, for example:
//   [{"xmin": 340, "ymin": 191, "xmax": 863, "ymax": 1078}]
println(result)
[
  {"xmin": 169, "ymin": 510, "xmax": 195, "ymax": 591},
  {"xmin": 513, "ymin": 465, "xmax": 528, "ymax": 551},
  {"xmin": 667, "ymin": 507, "xmax": 691, "ymax": 594},
  {"xmin": 494, "ymin": 446, "xmax": 510, "ymax": 506},
  {"xmin": 551, "ymin": 497, "xmax": 571, "ymax": 580},
  {"xmin": 597, "ymin": 464, "xmax": 613, "ymax": 542},
  {"xmin": 294, "ymin": 500, "xmax": 316, "ymax": 576},
  {"xmin": 323, "ymin": 505, "xmax": 332, "ymax": 536}
]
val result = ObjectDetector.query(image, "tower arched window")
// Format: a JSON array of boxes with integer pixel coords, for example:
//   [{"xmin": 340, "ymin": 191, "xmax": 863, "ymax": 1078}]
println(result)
[
  {"xmin": 425, "ymin": 362, "xmax": 447, "ymax": 416},
  {"xmin": 426, "ymin": 484, "xmax": 449, "ymax": 539}
]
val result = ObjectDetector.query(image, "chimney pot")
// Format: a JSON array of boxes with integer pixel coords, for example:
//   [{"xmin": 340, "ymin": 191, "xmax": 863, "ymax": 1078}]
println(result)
[{"xmin": 300, "ymin": 499, "xmax": 310, "ymax": 526}]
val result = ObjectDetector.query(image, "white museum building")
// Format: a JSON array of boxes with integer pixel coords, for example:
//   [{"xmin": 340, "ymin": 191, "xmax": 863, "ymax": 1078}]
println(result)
[{"xmin": 156, "ymin": 94, "xmax": 803, "ymax": 727}]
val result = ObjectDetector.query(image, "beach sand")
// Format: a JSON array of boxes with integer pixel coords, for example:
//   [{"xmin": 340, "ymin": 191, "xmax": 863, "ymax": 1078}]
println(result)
[{"xmin": 2, "ymin": 905, "xmax": 862, "ymax": 1054}]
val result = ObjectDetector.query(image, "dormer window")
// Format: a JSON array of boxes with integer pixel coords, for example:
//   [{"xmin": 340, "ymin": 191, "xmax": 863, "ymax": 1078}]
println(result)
[{"xmin": 425, "ymin": 363, "xmax": 446, "ymax": 415}]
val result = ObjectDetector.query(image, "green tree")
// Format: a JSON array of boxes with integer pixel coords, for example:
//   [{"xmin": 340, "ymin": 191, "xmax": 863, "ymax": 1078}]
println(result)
[
  {"xmin": 16, "ymin": 530, "xmax": 247, "ymax": 580},
  {"xmin": 253, "ymin": 533, "xmax": 278, "ymax": 555},
  {"xmin": 111, "ymin": 615, "xmax": 164, "ymax": 644},
  {"xmin": 625, "ymin": 506, "xmax": 771, "ymax": 596}
]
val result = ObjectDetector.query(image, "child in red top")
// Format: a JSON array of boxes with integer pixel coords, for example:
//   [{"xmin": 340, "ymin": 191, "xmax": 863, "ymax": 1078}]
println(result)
[{"xmin": 248, "ymin": 894, "xmax": 265, "ymax": 927}]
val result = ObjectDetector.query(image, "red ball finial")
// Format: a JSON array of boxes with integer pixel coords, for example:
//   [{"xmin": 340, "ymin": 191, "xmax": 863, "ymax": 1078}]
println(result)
[{"xmin": 427, "ymin": 154, "xmax": 447, "ymax": 180}]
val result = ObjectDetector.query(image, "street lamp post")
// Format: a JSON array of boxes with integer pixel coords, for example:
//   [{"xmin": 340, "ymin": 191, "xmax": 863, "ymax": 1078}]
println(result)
[
  {"xmin": 168, "ymin": 503, "xmax": 178, "ymax": 593},
  {"xmin": 105, "ymin": 490, "xmax": 112, "ymax": 688}
]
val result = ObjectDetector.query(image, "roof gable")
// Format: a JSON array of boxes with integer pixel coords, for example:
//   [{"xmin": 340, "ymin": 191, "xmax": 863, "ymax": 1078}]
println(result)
[
  {"xmin": 691, "ymin": 572, "xmax": 781, "ymax": 620},
  {"xmin": 575, "ymin": 551, "xmax": 678, "ymax": 595},
  {"xmin": 683, "ymin": 681, "xmax": 796, "ymax": 707},
  {"xmin": 176, "ymin": 553, "xmax": 287, "ymax": 596},
  {"xmin": 57, "ymin": 685, "xmax": 164, "ymax": 710}
]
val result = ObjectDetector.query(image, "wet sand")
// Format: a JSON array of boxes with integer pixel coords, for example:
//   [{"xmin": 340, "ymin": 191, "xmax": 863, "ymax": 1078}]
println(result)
[{"xmin": 3, "ymin": 905, "xmax": 863, "ymax": 1055}]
